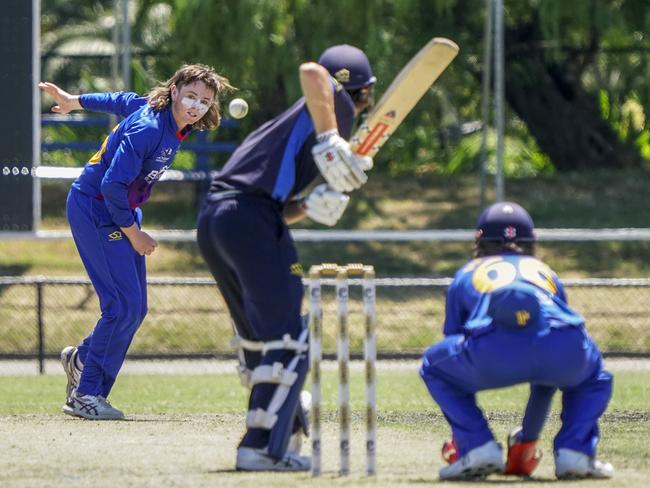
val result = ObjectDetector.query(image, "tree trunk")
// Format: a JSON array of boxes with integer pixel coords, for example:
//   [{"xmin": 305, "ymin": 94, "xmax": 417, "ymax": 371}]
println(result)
[{"xmin": 504, "ymin": 27, "xmax": 640, "ymax": 171}]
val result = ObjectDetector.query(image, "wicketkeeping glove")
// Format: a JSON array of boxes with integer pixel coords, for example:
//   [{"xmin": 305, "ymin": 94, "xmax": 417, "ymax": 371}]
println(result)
[
  {"xmin": 312, "ymin": 131, "xmax": 372, "ymax": 192},
  {"xmin": 504, "ymin": 427, "xmax": 542, "ymax": 476},
  {"xmin": 302, "ymin": 183, "xmax": 350, "ymax": 226}
]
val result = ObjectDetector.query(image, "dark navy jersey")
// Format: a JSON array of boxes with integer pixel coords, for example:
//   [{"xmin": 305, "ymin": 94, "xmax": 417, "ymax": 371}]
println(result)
[
  {"xmin": 211, "ymin": 80, "xmax": 355, "ymax": 203},
  {"xmin": 73, "ymin": 92, "xmax": 190, "ymax": 228},
  {"xmin": 444, "ymin": 253, "xmax": 584, "ymax": 336}
]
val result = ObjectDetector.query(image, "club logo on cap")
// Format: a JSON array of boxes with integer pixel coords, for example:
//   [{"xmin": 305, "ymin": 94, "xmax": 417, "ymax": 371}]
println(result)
[
  {"xmin": 335, "ymin": 68, "xmax": 350, "ymax": 83},
  {"xmin": 504, "ymin": 225, "xmax": 517, "ymax": 239}
]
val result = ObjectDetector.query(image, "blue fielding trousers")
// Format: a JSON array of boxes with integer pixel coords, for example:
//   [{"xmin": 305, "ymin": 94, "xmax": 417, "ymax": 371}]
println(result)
[
  {"xmin": 66, "ymin": 188, "xmax": 147, "ymax": 398},
  {"xmin": 420, "ymin": 325, "xmax": 612, "ymax": 457}
]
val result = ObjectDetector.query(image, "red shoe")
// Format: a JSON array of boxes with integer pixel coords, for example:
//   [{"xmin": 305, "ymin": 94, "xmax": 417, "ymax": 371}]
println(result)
[
  {"xmin": 441, "ymin": 439, "xmax": 459, "ymax": 464},
  {"xmin": 504, "ymin": 427, "xmax": 542, "ymax": 476}
]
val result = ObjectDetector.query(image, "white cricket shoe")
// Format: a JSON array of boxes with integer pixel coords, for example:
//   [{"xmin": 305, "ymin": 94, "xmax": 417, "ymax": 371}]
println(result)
[
  {"xmin": 555, "ymin": 448, "xmax": 614, "ymax": 479},
  {"xmin": 236, "ymin": 446, "xmax": 311, "ymax": 472},
  {"xmin": 60, "ymin": 346, "xmax": 82, "ymax": 403},
  {"xmin": 62, "ymin": 391, "xmax": 125, "ymax": 420},
  {"xmin": 439, "ymin": 440, "xmax": 505, "ymax": 480}
]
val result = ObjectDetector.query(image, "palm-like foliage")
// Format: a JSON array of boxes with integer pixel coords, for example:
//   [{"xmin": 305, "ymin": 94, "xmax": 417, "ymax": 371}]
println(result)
[
  {"xmin": 41, "ymin": 0, "xmax": 650, "ymax": 174},
  {"xmin": 41, "ymin": 0, "xmax": 174, "ymax": 95}
]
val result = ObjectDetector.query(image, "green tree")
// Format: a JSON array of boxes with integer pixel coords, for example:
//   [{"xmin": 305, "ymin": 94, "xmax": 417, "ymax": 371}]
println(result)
[
  {"xmin": 169, "ymin": 0, "xmax": 468, "ymax": 173},
  {"xmin": 41, "ymin": 0, "xmax": 115, "ymax": 91},
  {"xmin": 42, "ymin": 0, "xmax": 650, "ymax": 174},
  {"xmin": 501, "ymin": 0, "xmax": 649, "ymax": 170},
  {"xmin": 41, "ymin": 0, "xmax": 175, "ymax": 95}
]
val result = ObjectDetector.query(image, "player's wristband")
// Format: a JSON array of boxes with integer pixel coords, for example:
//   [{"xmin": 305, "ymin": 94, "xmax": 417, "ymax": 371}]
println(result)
[{"xmin": 316, "ymin": 128, "xmax": 338, "ymax": 143}]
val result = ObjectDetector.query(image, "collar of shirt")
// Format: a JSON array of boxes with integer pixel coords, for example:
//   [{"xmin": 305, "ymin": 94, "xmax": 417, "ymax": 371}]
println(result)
[{"xmin": 162, "ymin": 106, "xmax": 192, "ymax": 141}]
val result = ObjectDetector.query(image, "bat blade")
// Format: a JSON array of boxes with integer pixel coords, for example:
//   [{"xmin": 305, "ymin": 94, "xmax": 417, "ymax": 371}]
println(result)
[{"xmin": 350, "ymin": 37, "xmax": 459, "ymax": 157}]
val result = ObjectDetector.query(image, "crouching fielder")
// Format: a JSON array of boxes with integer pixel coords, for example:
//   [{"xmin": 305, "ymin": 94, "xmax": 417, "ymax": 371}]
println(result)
[
  {"xmin": 197, "ymin": 45, "xmax": 376, "ymax": 471},
  {"xmin": 420, "ymin": 202, "xmax": 614, "ymax": 481}
]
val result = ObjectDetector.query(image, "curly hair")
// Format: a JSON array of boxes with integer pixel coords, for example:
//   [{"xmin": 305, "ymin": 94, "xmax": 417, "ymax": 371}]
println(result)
[
  {"xmin": 473, "ymin": 240, "xmax": 535, "ymax": 258},
  {"xmin": 147, "ymin": 64, "xmax": 236, "ymax": 131}
]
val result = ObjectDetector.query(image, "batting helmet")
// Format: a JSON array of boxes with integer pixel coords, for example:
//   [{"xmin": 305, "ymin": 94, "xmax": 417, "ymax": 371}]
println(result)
[
  {"xmin": 318, "ymin": 44, "xmax": 376, "ymax": 90},
  {"xmin": 475, "ymin": 201, "xmax": 535, "ymax": 243}
]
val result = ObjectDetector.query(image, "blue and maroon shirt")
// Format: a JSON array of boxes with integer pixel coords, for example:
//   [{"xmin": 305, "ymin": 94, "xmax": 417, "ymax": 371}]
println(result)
[
  {"xmin": 444, "ymin": 253, "xmax": 584, "ymax": 336},
  {"xmin": 211, "ymin": 80, "xmax": 355, "ymax": 203},
  {"xmin": 72, "ymin": 92, "xmax": 190, "ymax": 228}
]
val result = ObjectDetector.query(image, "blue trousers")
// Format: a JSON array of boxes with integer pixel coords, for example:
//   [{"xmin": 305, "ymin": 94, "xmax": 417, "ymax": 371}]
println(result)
[
  {"xmin": 197, "ymin": 193, "xmax": 307, "ymax": 459},
  {"xmin": 420, "ymin": 326, "xmax": 612, "ymax": 457},
  {"xmin": 67, "ymin": 188, "xmax": 147, "ymax": 398}
]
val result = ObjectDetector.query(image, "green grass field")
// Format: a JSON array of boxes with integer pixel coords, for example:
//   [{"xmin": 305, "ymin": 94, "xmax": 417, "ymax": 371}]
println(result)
[
  {"xmin": 1, "ymin": 363, "xmax": 649, "ymax": 487},
  {"xmin": 3, "ymin": 171, "xmax": 650, "ymax": 486}
]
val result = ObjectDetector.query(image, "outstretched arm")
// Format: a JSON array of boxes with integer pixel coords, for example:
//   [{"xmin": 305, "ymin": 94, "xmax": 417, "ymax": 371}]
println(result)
[
  {"xmin": 39, "ymin": 82, "xmax": 83, "ymax": 113},
  {"xmin": 40, "ymin": 81, "xmax": 147, "ymax": 117}
]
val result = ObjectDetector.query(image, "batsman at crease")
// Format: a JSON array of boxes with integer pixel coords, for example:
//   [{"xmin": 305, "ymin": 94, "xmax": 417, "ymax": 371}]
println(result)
[{"xmin": 196, "ymin": 44, "xmax": 377, "ymax": 471}]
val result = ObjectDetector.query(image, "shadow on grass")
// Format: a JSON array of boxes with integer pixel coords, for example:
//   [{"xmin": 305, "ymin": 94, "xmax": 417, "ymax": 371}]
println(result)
[
  {"xmin": 0, "ymin": 264, "xmax": 30, "ymax": 276},
  {"xmin": 0, "ymin": 264, "xmax": 31, "ymax": 299}
]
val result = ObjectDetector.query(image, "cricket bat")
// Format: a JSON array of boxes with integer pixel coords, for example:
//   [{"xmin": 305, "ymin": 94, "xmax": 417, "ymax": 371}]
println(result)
[{"xmin": 350, "ymin": 37, "xmax": 459, "ymax": 157}]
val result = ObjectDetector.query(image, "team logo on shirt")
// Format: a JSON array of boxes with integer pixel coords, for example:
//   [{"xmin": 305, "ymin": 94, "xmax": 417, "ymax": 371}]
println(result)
[
  {"xmin": 108, "ymin": 231, "xmax": 123, "ymax": 241},
  {"xmin": 515, "ymin": 310, "xmax": 530, "ymax": 326},
  {"xmin": 145, "ymin": 164, "xmax": 170, "ymax": 183},
  {"xmin": 155, "ymin": 147, "xmax": 174, "ymax": 163}
]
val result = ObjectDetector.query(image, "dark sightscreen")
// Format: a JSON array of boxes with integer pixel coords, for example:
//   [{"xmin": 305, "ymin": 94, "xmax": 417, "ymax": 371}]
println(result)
[{"xmin": 0, "ymin": 0, "xmax": 36, "ymax": 231}]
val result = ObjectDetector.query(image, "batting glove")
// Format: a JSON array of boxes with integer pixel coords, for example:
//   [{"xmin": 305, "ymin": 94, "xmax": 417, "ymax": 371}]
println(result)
[
  {"xmin": 312, "ymin": 130, "xmax": 371, "ymax": 192},
  {"xmin": 302, "ymin": 183, "xmax": 350, "ymax": 226}
]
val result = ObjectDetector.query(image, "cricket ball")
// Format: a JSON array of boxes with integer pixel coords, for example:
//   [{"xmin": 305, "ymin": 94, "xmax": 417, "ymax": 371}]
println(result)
[{"xmin": 228, "ymin": 98, "xmax": 249, "ymax": 119}]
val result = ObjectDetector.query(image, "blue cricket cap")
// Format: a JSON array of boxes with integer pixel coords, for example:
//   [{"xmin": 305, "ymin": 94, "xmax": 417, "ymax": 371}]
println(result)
[
  {"xmin": 475, "ymin": 201, "xmax": 535, "ymax": 243},
  {"xmin": 318, "ymin": 44, "xmax": 376, "ymax": 90}
]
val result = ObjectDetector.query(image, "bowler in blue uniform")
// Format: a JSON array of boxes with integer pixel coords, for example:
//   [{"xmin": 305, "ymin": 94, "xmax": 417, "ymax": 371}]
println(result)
[
  {"xmin": 197, "ymin": 45, "xmax": 376, "ymax": 471},
  {"xmin": 419, "ymin": 201, "xmax": 614, "ymax": 480},
  {"xmin": 39, "ymin": 64, "xmax": 233, "ymax": 420}
]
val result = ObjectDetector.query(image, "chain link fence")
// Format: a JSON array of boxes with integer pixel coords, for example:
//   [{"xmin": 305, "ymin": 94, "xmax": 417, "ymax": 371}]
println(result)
[{"xmin": 1, "ymin": 276, "xmax": 650, "ymax": 373}]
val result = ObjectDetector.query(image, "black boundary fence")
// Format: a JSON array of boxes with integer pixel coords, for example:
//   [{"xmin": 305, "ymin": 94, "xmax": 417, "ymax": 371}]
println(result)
[{"xmin": 2, "ymin": 275, "xmax": 650, "ymax": 374}]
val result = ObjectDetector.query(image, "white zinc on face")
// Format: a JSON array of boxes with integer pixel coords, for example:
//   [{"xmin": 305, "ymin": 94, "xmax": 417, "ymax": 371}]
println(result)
[
  {"xmin": 171, "ymin": 81, "xmax": 215, "ymax": 127},
  {"xmin": 181, "ymin": 96, "xmax": 210, "ymax": 116}
]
